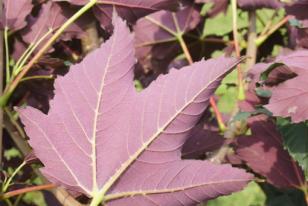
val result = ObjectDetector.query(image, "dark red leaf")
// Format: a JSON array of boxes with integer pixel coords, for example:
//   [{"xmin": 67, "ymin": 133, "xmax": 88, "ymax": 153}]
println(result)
[
  {"xmin": 236, "ymin": 115, "xmax": 305, "ymax": 188},
  {"xmin": 21, "ymin": 2, "xmax": 87, "ymax": 46},
  {"xmin": 134, "ymin": 4, "xmax": 201, "ymax": 85},
  {"xmin": 237, "ymin": 0, "xmax": 282, "ymax": 10},
  {"xmin": 182, "ymin": 124, "xmax": 225, "ymax": 159},
  {"xmin": 54, "ymin": 0, "xmax": 179, "ymax": 29}
]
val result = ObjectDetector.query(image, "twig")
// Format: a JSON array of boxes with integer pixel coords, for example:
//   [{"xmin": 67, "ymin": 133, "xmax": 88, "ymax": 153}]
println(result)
[
  {"xmin": 3, "ymin": 112, "xmax": 29, "ymax": 153},
  {"xmin": 2, "ymin": 184, "xmax": 56, "ymax": 199},
  {"xmin": 231, "ymin": 0, "xmax": 245, "ymax": 100},
  {"xmin": 0, "ymin": 0, "xmax": 4, "ymax": 170},
  {"xmin": 2, "ymin": 161, "xmax": 26, "ymax": 193},
  {"xmin": 246, "ymin": 10, "xmax": 257, "ymax": 71},
  {"xmin": 259, "ymin": 11, "xmax": 278, "ymax": 36},
  {"xmin": 256, "ymin": 15, "xmax": 291, "ymax": 46}
]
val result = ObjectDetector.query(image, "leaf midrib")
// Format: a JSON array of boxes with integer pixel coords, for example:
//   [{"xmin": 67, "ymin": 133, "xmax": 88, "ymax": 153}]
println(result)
[
  {"xmin": 91, "ymin": 23, "xmax": 117, "ymax": 193},
  {"xmin": 104, "ymin": 178, "xmax": 251, "ymax": 202},
  {"xmin": 97, "ymin": 62, "xmax": 237, "ymax": 200}
]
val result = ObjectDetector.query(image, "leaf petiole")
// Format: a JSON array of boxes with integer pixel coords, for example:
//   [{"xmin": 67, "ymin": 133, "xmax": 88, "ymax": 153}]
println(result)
[
  {"xmin": 13, "ymin": 29, "xmax": 53, "ymax": 77},
  {"xmin": 4, "ymin": 27, "xmax": 10, "ymax": 84},
  {"xmin": 2, "ymin": 161, "xmax": 26, "ymax": 193}
]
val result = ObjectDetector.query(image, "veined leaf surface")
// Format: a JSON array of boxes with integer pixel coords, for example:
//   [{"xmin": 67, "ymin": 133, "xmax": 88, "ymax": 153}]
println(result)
[{"xmin": 19, "ymin": 15, "xmax": 252, "ymax": 205}]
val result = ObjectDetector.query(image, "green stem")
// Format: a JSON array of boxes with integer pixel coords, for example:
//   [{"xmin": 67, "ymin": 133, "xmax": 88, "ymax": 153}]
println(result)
[
  {"xmin": 13, "ymin": 44, "xmax": 34, "ymax": 75},
  {"xmin": 256, "ymin": 15, "xmax": 290, "ymax": 46},
  {"xmin": 90, "ymin": 194, "xmax": 105, "ymax": 206},
  {"xmin": 4, "ymin": 107, "xmax": 26, "ymax": 139},
  {"xmin": 245, "ymin": 10, "xmax": 257, "ymax": 71},
  {"xmin": 231, "ymin": 0, "xmax": 245, "ymax": 100},
  {"xmin": 13, "ymin": 194, "xmax": 23, "ymax": 206},
  {"xmin": 2, "ymin": 161, "xmax": 26, "ymax": 193},
  {"xmin": 4, "ymin": 27, "xmax": 10, "ymax": 84},
  {"xmin": 0, "ymin": 0, "xmax": 97, "ymax": 107},
  {"xmin": 5, "ymin": 199, "xmax": 13, "ymax": 206},
  {"xmin": 20, "ymin": 75, "xmax": 54, "ymax": 83},
  {"xmin": 177, "ymin": 34, "xmax": 193, "ymax": 65},
  {"xmin": 145, "ymin": 16, "xmax": 177, "ymax": 36},
  {"xmin": 13, "ymin": 29, "xmax": 53, "ymax": 76}
]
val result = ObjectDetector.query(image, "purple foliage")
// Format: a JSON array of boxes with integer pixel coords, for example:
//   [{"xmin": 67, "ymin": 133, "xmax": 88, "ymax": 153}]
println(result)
[
  {"xmin": 54, "ymin": 0, "xmax": 179, "ymax": 29},
  {"xmin": 18, "ymin": 15, "xmax": 252, "ymax": 205},
  {"xmin": 236, "ymin": 115, "xmax": 305, "ymax": 188},
  {"xmin": 3, "ymin": 0, "xmax": 33, "ymax": 31}
]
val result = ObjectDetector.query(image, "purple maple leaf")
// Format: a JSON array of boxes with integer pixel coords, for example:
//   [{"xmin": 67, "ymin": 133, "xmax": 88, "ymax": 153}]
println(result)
[{"xmin": 19, "ymin": 14, "xmax": 252, "ymax": 205}]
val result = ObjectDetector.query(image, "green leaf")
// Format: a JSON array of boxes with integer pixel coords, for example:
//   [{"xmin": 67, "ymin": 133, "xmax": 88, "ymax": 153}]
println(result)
[
  {"xmin": 23, "ymin": 191, "xmax": 47, "ymax": 206},
  {"xmin": 4, "ymin": 148, "xmax": 22, "ymax": 161},
  {"xmin": 206, "ymin": 182, "xmax": 266, "ymax": 206},
  {"xmin": 215, "ymin": 70, "xmax": 238, "ymax": 114},
  {"xmin": 255, "ymin": 88, "xmax": 272, "ymax": 98},
  {"xmin": 256, "ymin": 8, "xmax": 285, "ymax": 34},
  {"xmin": 202, "ymin": 5, "xmax": 248, "ymax": 37},
  {"xmin": 200, "ymin": 3, "xmax": 213, "ymax": 16},
  {"xmin": 262, "ymin": 184, "xmax": 307, "ymax": 206},
  {"xmin": 277, "ymin": 119, "xmax": 308, "ymax": 180}
]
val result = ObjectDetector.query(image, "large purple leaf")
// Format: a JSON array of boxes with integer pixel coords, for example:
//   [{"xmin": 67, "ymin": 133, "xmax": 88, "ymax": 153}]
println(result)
[
  {"xmin": 3, "ymin": 0, "xmax": 33, "ymax": 31},
  {"xmin": 262, "ymin": 50, "xmax": 308, "ymax": 123},
  {"xmin": 19, "ymin": 15, "xmax": 252, "ymax": 205},
  {"xmin": 54, "ymin": 0, "xmax": 179, "ymax": 29},
  {"xmin": 236, "ymin": 115, "xmax": 305, "ymax": 188}
]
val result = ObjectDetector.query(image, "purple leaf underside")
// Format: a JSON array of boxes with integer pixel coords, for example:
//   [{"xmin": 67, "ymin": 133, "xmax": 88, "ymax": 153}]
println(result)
[{"xmin": 19, "ymin": 15, "xmax": 252, "ymax": 205}]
